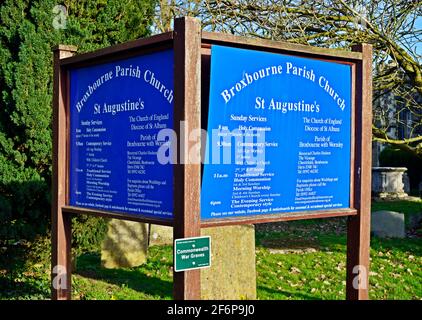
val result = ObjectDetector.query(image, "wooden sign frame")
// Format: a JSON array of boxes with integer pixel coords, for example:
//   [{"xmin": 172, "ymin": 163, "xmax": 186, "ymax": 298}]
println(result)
[{"xmin": 52, "ymin": 17, "xmax": 372, "ymax": 300}]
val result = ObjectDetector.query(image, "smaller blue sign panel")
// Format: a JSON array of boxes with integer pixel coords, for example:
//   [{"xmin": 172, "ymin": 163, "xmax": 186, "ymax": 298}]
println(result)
[
  {"xmin": 69, "ymin": 49, "xmax": 174, "ymax": 218},
  {"xmin": 201, "ymin": 45, "xmax": 352, "ymax": 219}
]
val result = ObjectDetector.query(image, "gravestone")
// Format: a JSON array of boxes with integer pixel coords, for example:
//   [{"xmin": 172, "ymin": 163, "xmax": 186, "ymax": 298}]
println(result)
[
  {"xmin": 371, "ymin": 211, "xmax": 405, "ymax": 238},
  {"xmin": 149, "ymin": 224, "xmax": 173, "ymax": 246},
  {"xmin": 102, "ymin": 222, "xmax": 257, "ymax": 299},
  {"xmin": 101, "ymin": 219, "xmax": 149, "ymax": 268},
  {"xmin": 102, "ymin": 222, "xmax": 173, "ymax": 268},
  {"xmin": 200, "ymin": 225, "xmax": 256, "ymax": 300}
]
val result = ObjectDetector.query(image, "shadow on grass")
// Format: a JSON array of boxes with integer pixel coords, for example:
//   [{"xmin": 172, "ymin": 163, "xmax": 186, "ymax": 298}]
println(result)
[
  {"xmin": 371, "ymin": 199, "xmax": 422, "ymax": 216},
  {"xmin": 0, "ymin": 244, "xmax": 50, "ymax": 300},
  {"xmin": 0, "ymin": 277, "xmax": 49, "ymax": 300},
  {"xmin": 257, "ymin": 285, "xmax": 322, "ymax": 300},
  {"xmin": 257, "ymin": 229, "xmax": 422, "ymax": 257},
  {"xmin": 370, "ymin": 236, "xmax": 422, "ymax": 256},
  {"xmin": 75, "ymin": 253, "xmax": 172, "ymax": 299},
  {"xmin": 259, "ymin": 237, "xmax": 320, "ymax": 251}
]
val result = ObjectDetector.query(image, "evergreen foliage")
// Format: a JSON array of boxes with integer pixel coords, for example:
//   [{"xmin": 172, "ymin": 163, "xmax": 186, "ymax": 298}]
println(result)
[{"xmin": 0, "ymin": 0, "xmax": 156, "ymax": 243}]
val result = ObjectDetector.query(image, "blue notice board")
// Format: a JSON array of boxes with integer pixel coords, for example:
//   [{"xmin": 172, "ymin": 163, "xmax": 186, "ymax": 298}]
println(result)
[
  {"xmin": 69, "ymin": 49, "xmax": 174, "ymax": 218},
  {"xmin": 201, "ymin": 45, "xmax": 352, "ymax": 219}
]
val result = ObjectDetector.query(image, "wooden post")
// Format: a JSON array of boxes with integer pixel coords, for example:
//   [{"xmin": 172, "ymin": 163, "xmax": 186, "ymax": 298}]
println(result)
[
  {"xmin": 173, "ymin": 17, "xmax": 202, "ymax": 300},
  {"xmin": 346, "ymin": 44, "xmax": 373, "ymax": 300},
  {"xmin": 51, "ymin": 45, "xmax": 77, "ymax": 300}
]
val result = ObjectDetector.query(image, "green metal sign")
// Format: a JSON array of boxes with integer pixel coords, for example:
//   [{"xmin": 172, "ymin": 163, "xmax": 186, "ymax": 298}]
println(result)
[{"xmin": 174, "ymin": 236, "xmax": 211, "ymax": 272}]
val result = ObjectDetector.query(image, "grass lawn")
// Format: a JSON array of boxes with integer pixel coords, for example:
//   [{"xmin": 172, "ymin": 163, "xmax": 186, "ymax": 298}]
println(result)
[
  {"xmin": 66, "ymin": 231, "xmax": 422, "ymax": 300},
  {"xmin": 1, "ymin": 200, "xmax": 421, "ymax": 300},
  {"xmin": 372, "ymin": 198, "xmax": 422, "ymax": 216},
  {"xmin": 255, "ymin": 229, "xmax": 421, "ymax": 300}
]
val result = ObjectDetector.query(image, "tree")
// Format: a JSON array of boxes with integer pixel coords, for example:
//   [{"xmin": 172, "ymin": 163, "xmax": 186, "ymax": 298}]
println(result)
[
  {"xmin": 0, "ymin": 0, "xmax": 156, "ymax": 242},
  {"xmin": 159, "ymin": 0, "xmax": 422, "ymax": 157}
]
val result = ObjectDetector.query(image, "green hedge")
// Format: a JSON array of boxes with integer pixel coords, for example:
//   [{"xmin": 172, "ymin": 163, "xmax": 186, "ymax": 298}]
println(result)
[{"xmin": 0, "ymin": 0, "xmax": 156, "ymax": 250}]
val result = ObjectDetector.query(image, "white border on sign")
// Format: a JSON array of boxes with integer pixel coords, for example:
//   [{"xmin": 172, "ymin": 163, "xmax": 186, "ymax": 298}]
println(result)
[{"xmin": 174, "ymin": 236, "xmax": 212, "ymax": 272}]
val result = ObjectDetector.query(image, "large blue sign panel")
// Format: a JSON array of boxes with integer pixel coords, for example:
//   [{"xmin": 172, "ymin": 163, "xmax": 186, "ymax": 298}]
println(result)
[
  {"xmin": 201, "ymin": 45, "xmax": 352, "ymax": 219},
  {"xmin": 69, "ymin": 49, "xmax": 173, "ymax": 218}
]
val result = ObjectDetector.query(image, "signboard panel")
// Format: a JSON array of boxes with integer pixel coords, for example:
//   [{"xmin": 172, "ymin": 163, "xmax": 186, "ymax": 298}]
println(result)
[
  {"xmin": 174, "ymin": 236, "xmax": 211, "ymax": 272},
  {"xmin": 201, "ymin": 45, "xmax": 352, "ymax": 220},
  {"xmin": 52, "ymin": 20, "xmax": 371, "ymax": 301},
  {"xmin": 69, "ymin": 49, "xmax": 174, "ymax": 219}
]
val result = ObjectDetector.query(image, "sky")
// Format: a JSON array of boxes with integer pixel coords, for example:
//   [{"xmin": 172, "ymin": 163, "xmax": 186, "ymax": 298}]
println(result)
[{"xmin": 415, "ymin": 16, "xmax": 421, "ymax": 58}]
